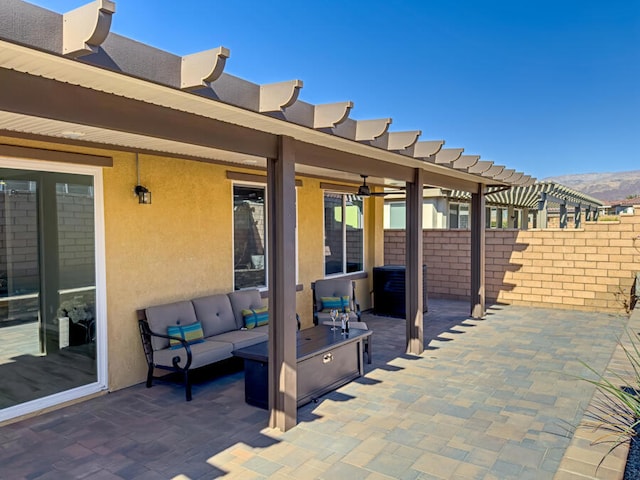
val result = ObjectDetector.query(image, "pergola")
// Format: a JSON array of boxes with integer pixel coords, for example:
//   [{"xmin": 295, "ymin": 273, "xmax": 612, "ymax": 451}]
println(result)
[
  {"xmin": 446, "ymin": 182, "xmax": 604, "ymax": 228},
  {"xmin": 0, "ymin": 0, "xmax": 537, "ymax": 430}
]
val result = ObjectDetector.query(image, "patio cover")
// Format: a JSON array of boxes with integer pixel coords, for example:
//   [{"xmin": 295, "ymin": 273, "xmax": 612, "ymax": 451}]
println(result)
[
  {"xmin": 447, "ymin": 182, "xmax": 604, "ymax": 210},
  {"xmin": 0, "ymin": 0, "xmax": 539, "ymax": 430}
]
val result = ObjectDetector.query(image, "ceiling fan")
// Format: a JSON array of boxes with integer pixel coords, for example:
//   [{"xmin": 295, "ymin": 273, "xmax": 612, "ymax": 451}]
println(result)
[{"xmin": 356, "ymin": 175, "xmax": 404, "ymax": 197}]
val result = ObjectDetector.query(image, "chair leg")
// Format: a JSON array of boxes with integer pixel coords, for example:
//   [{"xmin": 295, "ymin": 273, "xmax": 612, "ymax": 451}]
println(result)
[
  {"xmin": 184, "ymin": 371, "xmax": 192, "ymax": 401},
  {"xmin": 146, "ymin": 365, "xmax": 154, "ymax": 388}
]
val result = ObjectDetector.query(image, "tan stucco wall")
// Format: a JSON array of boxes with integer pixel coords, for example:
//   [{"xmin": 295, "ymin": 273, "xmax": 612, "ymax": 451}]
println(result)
[
  {"xmin": 385, "ymin": 210, "xmax": 640, "ymax": 313},
  {"xmin": 296, "ymin": 177, "xmax": 324, "ymax": 329},
  {"xmin": 0, "ymin": 137, "xmax": 384, "ymax": 393}
]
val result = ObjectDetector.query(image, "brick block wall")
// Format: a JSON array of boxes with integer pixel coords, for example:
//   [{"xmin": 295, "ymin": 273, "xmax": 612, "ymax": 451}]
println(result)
[{"xmin": 384, "ymin": 210, "xmax": 640, "ymax": 313}]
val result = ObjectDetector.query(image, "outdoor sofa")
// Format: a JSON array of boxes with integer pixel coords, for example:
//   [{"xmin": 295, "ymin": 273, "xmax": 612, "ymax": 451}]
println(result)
[{"xmin": 137, "ymin": 289, "xmax": 270, "ymax": 401}]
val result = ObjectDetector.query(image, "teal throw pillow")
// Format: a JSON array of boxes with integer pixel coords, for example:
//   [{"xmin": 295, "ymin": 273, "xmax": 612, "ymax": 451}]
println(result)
[
  {"xmin": 321, "ymin": 296, "xmax": 342, "ymax": 313},
  {"xmin": 321, "ymin": 296, "xmax": 351, "ymax": 313},
  {"xmin": 167, "ymin": 321, "xmax": 205, "ymax": 349},
  {"xmin": 242, "ymin": 306, "xmax": 269, "ymax": 329}
]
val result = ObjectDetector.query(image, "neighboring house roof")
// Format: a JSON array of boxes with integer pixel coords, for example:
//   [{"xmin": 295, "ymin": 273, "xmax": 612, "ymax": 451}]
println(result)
[
  {"xmin": 445, "ymin": 181, "xmax": 604, "ymax": 210},
  {"xmin": 604, "ymin": 198, "xmax": 640, "ymax": 208},
  {"xmin": 0, "ymin": 0, "xmax": 535, "ymax": 192}
]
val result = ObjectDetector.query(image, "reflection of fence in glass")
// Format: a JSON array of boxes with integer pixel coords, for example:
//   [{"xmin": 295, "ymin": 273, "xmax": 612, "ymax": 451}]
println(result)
[
  {"xmin": 233, "ymin": 185, "xmax": 266, "ymax": 289},
  {"xmin": 0, "ymin": 183, "xmax": 95, "ymax": 327},
  {"xmin": 0, "ymin": 185, "xmax": 39, "ymax": 328},
  {"xmin": 57, "ymin": 188, "xmax": 96, "ymax": 288}
]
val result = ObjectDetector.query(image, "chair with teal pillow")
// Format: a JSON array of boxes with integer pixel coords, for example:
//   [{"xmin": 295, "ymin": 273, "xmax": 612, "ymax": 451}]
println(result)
[{"xmin": 312, "ymin": 278, "xmax": 371, "ymax": 363}]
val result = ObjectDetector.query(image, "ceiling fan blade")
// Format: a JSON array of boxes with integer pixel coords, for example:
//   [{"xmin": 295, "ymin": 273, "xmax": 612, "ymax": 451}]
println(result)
[
  {"xmin": 356, "ymin": 174, "xmax": 404, "ymax": 197},
  {"xmin": 369, "ymin": 189, "xmax": 405, "ymax": 197}
]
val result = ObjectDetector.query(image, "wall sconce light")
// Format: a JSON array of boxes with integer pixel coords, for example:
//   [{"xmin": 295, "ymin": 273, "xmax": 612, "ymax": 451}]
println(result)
[
  {"xmin": 134, "ymin": 153, "xmax": 152, "ymax": 204},
  {"xmin": 134, "ymin": 184, "xmax": 152, "ymax": 204}
]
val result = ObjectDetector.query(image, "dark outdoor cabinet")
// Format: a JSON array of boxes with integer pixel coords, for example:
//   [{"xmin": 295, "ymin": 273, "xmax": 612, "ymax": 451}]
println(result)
[{"xmin": 373, "ymin": 265, "xmax": 428, "ymax": 317}]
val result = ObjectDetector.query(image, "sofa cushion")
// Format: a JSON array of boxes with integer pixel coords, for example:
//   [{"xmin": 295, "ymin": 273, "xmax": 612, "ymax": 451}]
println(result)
[
  {"xmin": 228, "ymin": 289, "xmax": 264, "ymax": 329},
  {"xmin": 253, "ymin": 324, "xmax": 269, "ymax": 337},
  {"xmin": 192, "ymin": 294, "xmax": 237, "ymax": 337},
  {"xmin": 242, "ymin": 306, "xmax": 269, "ymax": 329},
  {"xmin": 210, "ymin": 330, "xmax": 267, "ymax": 350},
  {"xmin": 154, "ymin": 340, "xmax": 233, "ymax": 370},
  {"xmin": 146, "ymin": 301, "xmax": 198, "ymax": 351},
  {"xmin": 167, "ymin": 322, "xmax": 205, "ymax": 349}
]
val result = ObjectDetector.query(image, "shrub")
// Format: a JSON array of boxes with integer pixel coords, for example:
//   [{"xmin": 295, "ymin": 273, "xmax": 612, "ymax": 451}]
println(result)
[{"xmin": 579, "ymin": 329, "xmax": 640, "ymax": 469}]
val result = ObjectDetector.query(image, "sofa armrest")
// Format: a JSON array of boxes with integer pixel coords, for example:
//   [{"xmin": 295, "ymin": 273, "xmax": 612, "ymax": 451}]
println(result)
[{"xmin": 138, "ymin": 318, "xmax": 193, "ymax": 371}]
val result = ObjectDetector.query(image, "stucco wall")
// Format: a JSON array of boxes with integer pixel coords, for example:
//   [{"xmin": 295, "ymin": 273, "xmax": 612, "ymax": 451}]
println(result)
[{"xmin": 385, "ymin": 211, "xmax": 640, "ymax": 313}]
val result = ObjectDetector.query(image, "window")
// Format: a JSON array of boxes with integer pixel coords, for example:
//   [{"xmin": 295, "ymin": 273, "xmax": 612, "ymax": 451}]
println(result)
[
  {"xmin": 449, "ymin": 203, "xmax": 469, "ymax": 229},
  {"xmin": 233, "ymin": 185, "xmax": 266, "ymax": 290},
  {"xmin": 324, "ymin": 193, "xmax": 363, "ymax": 276},
  {"xmin": 387, "ymin": 202, "xmax": 406, "ymax": 229}
]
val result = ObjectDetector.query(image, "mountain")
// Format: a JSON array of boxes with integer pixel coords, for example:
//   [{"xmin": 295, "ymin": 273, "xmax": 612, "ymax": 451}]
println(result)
[{"xmin": 544, "ymin": 170, "xmax": 640, "ymax": 203}]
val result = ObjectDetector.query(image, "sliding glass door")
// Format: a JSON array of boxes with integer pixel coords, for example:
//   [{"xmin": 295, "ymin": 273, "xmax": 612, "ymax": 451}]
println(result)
[{"xmin": 0, "ymin": 167, "xmax": 100, "ymax": 413}]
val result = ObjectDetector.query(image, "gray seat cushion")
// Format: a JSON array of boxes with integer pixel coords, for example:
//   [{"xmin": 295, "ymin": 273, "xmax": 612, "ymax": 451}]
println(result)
[
  {"xmin": 210, "ymin": 330, "xmax": 267, "ymax": 350},
  {"xmin": 146, "ymin": 301, "xmax": 198, "ymax": 351},
  {"xmin": 153, "ymin": 340, "xmax": 233, "ymax": 369},
  {"xmin": 228, "ymin": 289, "xmax": 265, "ymax": 329},
  {"xmin": 253, "ymin": 324, "xmax": 269, "ymax": 337},
  {"xmin": 192, "ymin": 294, "xmax": 237, "ymax": 337}
]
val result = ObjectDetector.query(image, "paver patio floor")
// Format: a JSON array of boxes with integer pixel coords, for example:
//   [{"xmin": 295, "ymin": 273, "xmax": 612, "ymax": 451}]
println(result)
[{"xmin": 0, "ymin": 299, "xmax": 631, "ymax": 479}]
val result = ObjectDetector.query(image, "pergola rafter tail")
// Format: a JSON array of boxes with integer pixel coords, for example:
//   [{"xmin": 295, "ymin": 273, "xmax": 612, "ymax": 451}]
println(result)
[
  {"xmin": 181, "ymin": 47, "xmax": 230, "ymax": 91},
  {"xmin": 452, "ymin": 154, "xmax": 480, "ymax": 171},
  {"xmin": 431, "ymin": 148, "xmax": 464, "ymax": 166},
  {"xmin": 63, "ymin": 0, "xmax": 115, "ymax": 58}
]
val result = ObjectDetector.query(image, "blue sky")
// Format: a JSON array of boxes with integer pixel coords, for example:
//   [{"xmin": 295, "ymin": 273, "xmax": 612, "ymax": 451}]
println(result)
[{"xmin": 31, "ymin": 0, "xmax": 639, "ymax": 180}]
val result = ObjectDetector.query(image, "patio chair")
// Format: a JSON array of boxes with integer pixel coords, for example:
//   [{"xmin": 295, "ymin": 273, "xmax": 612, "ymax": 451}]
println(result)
[{"xmin": 312, "ymin": 278, "xmax": 371, "ymax": 363}]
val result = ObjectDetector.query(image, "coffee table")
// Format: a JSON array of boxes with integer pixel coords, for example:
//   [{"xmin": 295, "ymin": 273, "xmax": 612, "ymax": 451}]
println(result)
[{"xmin": 233, "ymin": 326, "xmax": 372, "ymax": 409}]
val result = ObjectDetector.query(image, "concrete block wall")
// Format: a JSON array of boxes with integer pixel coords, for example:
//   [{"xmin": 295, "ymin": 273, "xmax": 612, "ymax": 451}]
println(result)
[{"xmin": 384, "ymin": 209, "xmax": 640, "ymax": 313}]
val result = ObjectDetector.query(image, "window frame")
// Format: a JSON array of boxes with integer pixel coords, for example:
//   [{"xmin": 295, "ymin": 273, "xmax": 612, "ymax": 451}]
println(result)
[
  {"xmin": 0, "ymin": 156, "xmax": 107, "ymax": 423},
  {"xmin": 323, "ymin": 192, "xmax": 365, "ymax": 278},
  {"xmin": 232, "ymin": 182, "xmax": 268, "ymax": 291},
  {"xmin": 231, "ymin": 181, "xmax": 298, "ymax": 291},
  {"xmin": 448, "ymin": 202, "xmax": 470, "ymax": 230}
]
